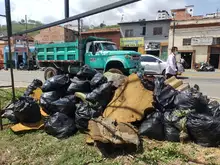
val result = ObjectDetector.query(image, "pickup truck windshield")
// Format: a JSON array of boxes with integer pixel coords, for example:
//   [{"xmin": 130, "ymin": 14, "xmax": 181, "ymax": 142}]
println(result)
[{"xmin": 102, "ymin": 43, "xmax": 118, "ymax": 51}]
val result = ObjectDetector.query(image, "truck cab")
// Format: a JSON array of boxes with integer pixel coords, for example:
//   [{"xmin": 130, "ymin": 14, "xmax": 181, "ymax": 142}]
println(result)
[{"xmin": 84, "ymin": 37, "xmax": 141, "ymax": 75}]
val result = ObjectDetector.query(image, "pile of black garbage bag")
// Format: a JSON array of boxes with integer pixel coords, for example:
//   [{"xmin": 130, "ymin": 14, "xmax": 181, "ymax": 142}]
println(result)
[
  {"xmin": 1, "ymin": 79, "xmax": 43, "ymax": 124},
  {"xmin": 40, "ymin": 65, "xmax": 115, "ymax": 138},
  {"xmin": 139, "ymin": 77, "xmax": 220, "ymax": 147},
  {"xmin": 2, "ymin": 65, "xmax": 220, "ymax": 148}
]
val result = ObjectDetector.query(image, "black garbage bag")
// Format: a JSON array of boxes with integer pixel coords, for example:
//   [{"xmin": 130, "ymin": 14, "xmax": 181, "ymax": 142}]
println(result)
[
  {"xmin": 75, "ymin": 103, "xmax": 102, "ymax": 131},
  {"xmin": 44, "ymin": 112, "xmax": 77, "ymax": 139},
  {"xmin": 175, "ymin": 88, "xmax": 209, "ymax": 113},
  {"xmin": 40, "ymin": 91, "xmax": 63, "ymax": 114},
  {"xmin": 90, "ymin": 73, "xmax": 108, "ymax": 90},
  {"xmin": 153, "ymin": 85, "xmax": 178, "ymax": 112},
  {"xmin": 186, "ymin": 113, "xmax": 220, "ymax": 147},
  {"xmin": 86, "ymin": 82, "xmax": 113, "ymax": 107},
  {"xmin": 138, "ymin": 111, "xmax": 165, "ymax": 140},
  {"xmin": 207, "ymin": 101, "xmax": 220, "ymax": 117},
  {"xmin": 2, "ymin": 109, "xmax": 17, "ymax": 123},
  {"xmin": 42, "ymin": 75, "xmax": 70, "ymax": 92},
  {"xmin": 24, "ymin": 79, "xmax": 43, "ymax": 96},
  {"xmin": 154, "ymin": 77, "xmax": 165, "ymax": 96},
  {"xmin": 174, "ymin": 92, "xmax": 197, "ymax": 110},
  {"xmin": 14, "ymin": 97, "xmax": 41, "ymax": 123},
  {"xmin": 76, "ymin": 65, "xmax": 97, "ymax": 80},
  {"xmin": 164, "ymin": 109, "xmax": 193, "ymax": 142},
  {"xmin": 49, "ymin": 95, "xmax": 77, "ymax": 117},
  {"xmin": 67, "ymin": 77, "xmax": 91, "ymax": 94},
  {"xmin": 137, "ymin": 73, "xmax": 155, "ymax": 91},
  {"xmin": 193, "ymin": 92, "xmax": 209, "ymax": 113}
]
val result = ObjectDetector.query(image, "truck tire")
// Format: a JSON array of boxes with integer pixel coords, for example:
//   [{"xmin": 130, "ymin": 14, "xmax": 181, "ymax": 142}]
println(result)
[
  {"xmin": 44, "ymin": 67, "xmax": 58, "ymax": 80},
  {"xmin": 108, "ymin": 68, "xmax": 124, "ymax": 75}
]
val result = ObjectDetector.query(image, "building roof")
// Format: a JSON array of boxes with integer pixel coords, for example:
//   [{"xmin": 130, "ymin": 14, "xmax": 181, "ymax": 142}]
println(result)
[
  {"xmin": 81, "ymin": 28, "xmax": 120, "ymax": 34},
  {"xmin": 13, "ymin": 35, "xmax": 34, "ymax": 41},
  {"xmin": 171, "ymin": 8, "xmax": 186, "ymax": 12},
  {"xmin": 118, "ymin": 19, "xmax": 171, "ymax": 25}
]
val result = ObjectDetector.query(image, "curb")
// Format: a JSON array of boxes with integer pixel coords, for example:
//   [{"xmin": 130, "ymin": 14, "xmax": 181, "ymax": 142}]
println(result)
[
  {"xmin": 181, "ymin": 74, "xmax": 220, "ymax": 79},
  {"xmin": 209, "ymin": 97, "xmax": 220, "ymax": 101}
]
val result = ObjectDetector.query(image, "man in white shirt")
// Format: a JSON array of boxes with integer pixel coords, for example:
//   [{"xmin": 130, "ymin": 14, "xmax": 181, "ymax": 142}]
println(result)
[{"xmin": 166, "ymin": 47, "xmax": 178, "ymax": 79}]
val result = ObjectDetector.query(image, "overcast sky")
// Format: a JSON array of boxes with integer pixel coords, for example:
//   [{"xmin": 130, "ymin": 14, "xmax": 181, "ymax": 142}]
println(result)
[{"xmin": 0, "ymin": 0, "xmax": 219, "ymax": 27}]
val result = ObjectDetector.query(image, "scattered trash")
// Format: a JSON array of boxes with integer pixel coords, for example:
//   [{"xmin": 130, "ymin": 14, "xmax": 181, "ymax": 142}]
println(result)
[
  {"xmin": 10, "ymin": 97, "xmax": 44, "ymax": 133},
  {"xmin": 103, "ymin": 72, "xmax": 127, "ymax": 88},
  {"xmin": 90, "ymin": 73, "xmax": 108, "ymax": 90},
  {"xmin": 207, "ymin": 101, "xmax": 220, "ymax": 117},
  {"xmin": 14, "ymin": 97, "xmax": 41, "ymax": 123},
  {"xmin": 42, "ymin": 75, "xmax": 70, "ymax": 92},
  {"xmin": 67, "ymin": 77, "xmax": 91, "ymax": 94},
  {"xmin": 24, "ymin": 79, "xmax": 43, "ymax": 96},
  {"xmin": 153, "ymin": 85, "xmax": 178, "ymax": 112},
  {"xmin": 49, "ymin": 95, "xmax": 77, "ymax": 117},
  {"xmin": 76, "ymin": 65, "xmax": 97, "ymax": 80},
  {"xmin": 187, "ymin": 113, "xmax": 220, "ymax": 147},
  {"xmin": 103, "ymin": 74, "xmax": 153, "ymax": 123},
  {"xmin": 139, "ymin": 111, "xmax": 165, "ymax": 140},
  {"xmin": 88, "ymin": 117, "xmax": 140, "ymax": 146},
  {"xmin": 3, "ymin": 65, "xmax": 220, "ymax": 150},
  {"xmin": 2, "ymin": 109, "xmax": 17, "ymax": 124},
  {"xmin": 86, "ymin": 82, "xmax": 113, "ymax": 107},
  {"xmin": 164, "ymin": 109, "xmax": 192, "ymax": 142},
  {"xmin": 40, "ymin": 91, "xmax": 63, "ymax": 113},
  {"xmin": 44, "ymin": 112, "xmax": 77, "ymax": 139},
  {"xmin": 154, "ymin": 77, "xmax": 165, "ymax": 96},
  {"xmin": 75, "ymin": 103, "xmax": 102, "ymax": 131},
  {"xmin": 137, "ymin": 73, "xmax": 155, "ymax": 91}
]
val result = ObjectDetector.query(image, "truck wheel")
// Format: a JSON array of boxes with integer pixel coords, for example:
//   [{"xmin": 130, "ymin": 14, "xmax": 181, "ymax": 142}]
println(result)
[
  {"xmin": 108, "ymin": 68, "xmax": 124, "ymax": 75},
  {"xmin": 44, "ymin": 67, "xmax": 58, "ymax": 80}
]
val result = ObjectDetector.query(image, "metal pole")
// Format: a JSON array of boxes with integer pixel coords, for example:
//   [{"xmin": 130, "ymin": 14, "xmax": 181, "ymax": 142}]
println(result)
[
  {"xmin": 172, "ymin": 21, "xmax": 175, "ymax": 47},
  {"xmin": 25, "ymin": 15, "xmax": 30, "ymax": 69},
  {"xmin": 78, "ymin": 19, "xmax": 83, "ymax": 66},
  {"xmin": 65, "ymin": 0, "xmax": 69, "ymax": 18},
  {"xmin": 0, "ymin": 14, "xmax": 6, "ymax": 17},
  {"xmin": 5, "ymin": 0, "xmax": 15, "ymax": 102}
]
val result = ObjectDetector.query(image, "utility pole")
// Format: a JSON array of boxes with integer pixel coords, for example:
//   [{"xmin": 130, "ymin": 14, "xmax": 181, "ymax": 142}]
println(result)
[
  {"xmin": 78, "ymin": 19, "xmax": 82, "ymax": 66},
  {"xmin": 25, "ymin": 15, "xmax": 30, "ymax": 69},
  {"xmin": 80, "ymin": 19, "xmax": 83, "ymax": 32},
  {"xmin": 5, "ymin": 0, "xmax": 16, "ymax": 102},
  {"xmin": 65, "ymin": 0, "xmax": 69, "ymax": 18},
  {"xmin": 172, "ymin": 13, "xmax": 176, "ymax": 47}
]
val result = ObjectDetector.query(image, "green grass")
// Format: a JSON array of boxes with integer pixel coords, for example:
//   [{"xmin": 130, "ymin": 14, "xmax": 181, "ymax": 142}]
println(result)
[
  {"xmin": 1, "ymin": 88, "xmax": 220, "ymax": 165},
  {"xmin": 0, "ymin": 88, "xmax": 25, "ymax": 109}
]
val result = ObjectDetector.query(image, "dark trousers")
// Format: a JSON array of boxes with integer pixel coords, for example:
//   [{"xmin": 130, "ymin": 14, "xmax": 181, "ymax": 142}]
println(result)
[{"xmin": 166, "ymin": 73, "xmax": 176, "ymax": 79}]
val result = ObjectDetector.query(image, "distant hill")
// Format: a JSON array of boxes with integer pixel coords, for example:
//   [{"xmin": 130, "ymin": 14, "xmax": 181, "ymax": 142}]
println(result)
[{"xmin": 0, "ymin": 19, "xmax": 43, "ymax": 37}]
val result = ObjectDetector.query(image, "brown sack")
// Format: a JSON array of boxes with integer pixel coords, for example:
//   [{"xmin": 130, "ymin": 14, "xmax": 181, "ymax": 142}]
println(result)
[
  {"xmin": 103, "ymin": 74, "xmax": 153, "ymax": 123},
  {"xmin": 88, "ymin": 117, "xmax": 140, "ymax": 146}
]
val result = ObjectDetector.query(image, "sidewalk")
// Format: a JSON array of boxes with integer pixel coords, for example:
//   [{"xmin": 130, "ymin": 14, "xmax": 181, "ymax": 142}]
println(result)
[{"xmin": 182, "ymin": 71, "xmax": 220, "ymax": 78}]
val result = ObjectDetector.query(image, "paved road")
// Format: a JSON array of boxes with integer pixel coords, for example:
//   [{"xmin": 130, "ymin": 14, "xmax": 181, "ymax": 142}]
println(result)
[
  {"xmin": 0, "ymin": 70, "xmax": 220, "ymax": 98},
  {"xmin": 182, "ymin": 77, "xmax": 220, "ymax": 98}
]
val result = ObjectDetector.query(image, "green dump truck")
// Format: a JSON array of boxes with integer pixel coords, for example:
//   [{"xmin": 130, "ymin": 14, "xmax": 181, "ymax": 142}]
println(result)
[{"xmin": 36, "ymin": 36, "xmax": 141, "ymax": 80}]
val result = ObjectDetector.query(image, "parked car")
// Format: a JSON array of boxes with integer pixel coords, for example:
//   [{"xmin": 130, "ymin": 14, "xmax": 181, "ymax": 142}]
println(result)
[{"xmin": 140, "ymin": 54, "xmax": 184, "ymax": 75}]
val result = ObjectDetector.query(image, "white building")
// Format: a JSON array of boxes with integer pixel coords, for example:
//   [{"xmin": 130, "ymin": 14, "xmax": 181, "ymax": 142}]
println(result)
[
  {"xmin": 156, "ymin": 10, "xmax": 170, "ymax": 20},
  {"xmin": 169, "ymin": 17, "xmax": 220, "ymax": 69}
]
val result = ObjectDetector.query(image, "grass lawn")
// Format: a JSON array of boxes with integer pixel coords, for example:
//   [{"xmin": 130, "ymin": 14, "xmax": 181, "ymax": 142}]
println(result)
[{"xmin": 0, "ymin": 88, "xmax": 220, "ymax": 165}]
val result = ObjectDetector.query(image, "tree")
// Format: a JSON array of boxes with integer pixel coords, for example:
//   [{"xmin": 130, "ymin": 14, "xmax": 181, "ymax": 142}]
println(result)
[
  {"xmin": 20, "ymin": 19, "xmax": 25, "ymax": 24},
  {"xmin": 100, "ymin": 23, "xmax": 106, "ymax": 28}
]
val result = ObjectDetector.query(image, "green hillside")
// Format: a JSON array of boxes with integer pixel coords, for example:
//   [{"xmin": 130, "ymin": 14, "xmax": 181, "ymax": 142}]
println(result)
[{"xmin": 0, "ymin": 19, "xmax": 43, "ymax": 37}]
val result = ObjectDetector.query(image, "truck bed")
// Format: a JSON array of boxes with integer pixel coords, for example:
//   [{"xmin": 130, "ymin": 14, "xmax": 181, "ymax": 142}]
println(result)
[{"xmin": 36, "ymin": 42, "xmax": 79, "ymax": 62}]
